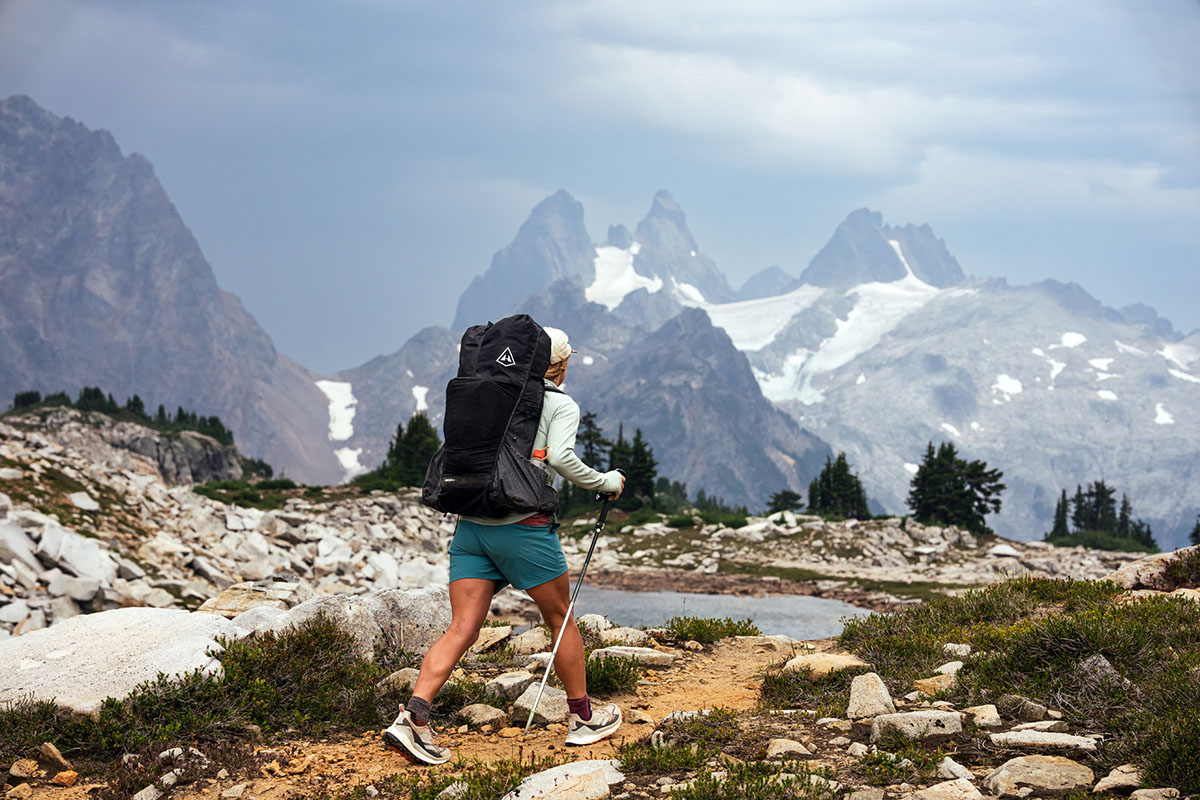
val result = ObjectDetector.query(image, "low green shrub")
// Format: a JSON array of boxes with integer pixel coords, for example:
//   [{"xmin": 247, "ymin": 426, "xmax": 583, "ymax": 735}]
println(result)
[
  {"xmin": 663, "ymin": 615, "xmax": 761, "ymax": 644},
  {"xmin": 666, "ymin": 514, "xmax": 697, "ymax": 528},
  {"xmin": 699, "ymin": 510, "xmax": 748, "ymax": 529},
  {"xmin": 1163, "ymin": 547, "xmax": 1200, "ymax": 589},
  {"xmin": 627, "ymin": 506, "xmax": 660, "ymax": 527},
  {"xmin": 0, "ymin": 615, "xmax": 399, "ymax": 769},
  {"xmin": 834, "ymin": 577, "xmax": 1200, "ymax": 793},
  {"xmin": 332, "ymin": 753, "xmax": 564, "ymax": 800},
  {"xmin": 1045, "ymin": 530, "xmax": 1158, "ymax": 553},
  {"xmin": 672, "ymin": 760, "xmax": 844, "ymax": 800},
  {"xmin": 758, "ymin": 664, "xmax": 863, "ymax": 719},
  {"xmin": 616, "ymin": 738, "xmax": 714, "ymax": 774},
  {"xmin": 585, "ymin": 655, "xmax": 642, "ymax": 695}
]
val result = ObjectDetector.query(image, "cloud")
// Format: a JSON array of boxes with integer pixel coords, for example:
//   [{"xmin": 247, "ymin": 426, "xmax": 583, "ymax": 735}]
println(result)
[
  {"xmin": 871, "ymin": 146, "xmax": 1200, "ymax": 229},
  {"xmin": 563, "ymin": 44, "xmax": 1085, "ymax": 176}
]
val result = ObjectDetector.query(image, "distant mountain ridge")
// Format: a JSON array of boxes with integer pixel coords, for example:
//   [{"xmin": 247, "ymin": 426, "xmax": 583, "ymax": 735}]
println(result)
[
  {"xmin": 4, "ymin": 94, "xmax": 1196, "ymax": 546},
  {"xmin": 0, "ymin": 95, "xmax": 342, "ymax": 484}
]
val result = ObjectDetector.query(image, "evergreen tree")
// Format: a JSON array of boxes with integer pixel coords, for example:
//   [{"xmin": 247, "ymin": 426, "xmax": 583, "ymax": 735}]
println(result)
[
  {"xmin": 767, "ymin": 489, "xmax": 804, "ymax": 515},
  {"xmin": 608, "ymin": 423, "xmax": 630, "ymax": 472},
  {"xmin": 12, "ymin": 391, "xmax": 41, "ymax": 410},
  {"xmin": 1117, "ymin": 494, "xmax": 1133, "ymax": 537},
  {"xmin": 156, "ymin": 404, "xmax": 168, "ymax": 424},
  {"xmin": 1190, "ymin": 515, "xmax": 1200, "ymax": 547},
  {"xmin": 395, "ymin": 412, "xmax": 441, "ymax": 486},
  {"xmin": 1048, "ymin": 489, "xmax": 1070, "ymax": 539},
  {"xmin": 1071, "ymin": 484, "xmax": 1087, "ymax": 532},
  {"xmin": 626, "ymin": 428, "xmax": 658, "ymax": 500},
  {"xmin": 807, "ymin": 453, "xmax": 870, "ymax": 519},
  {"xmin": 577, "ymin": 411, "xmax": 611, "ymax": 467},
  {"xmin": 124, "ymin": 394, "xmax": 146, "ymax": 418},
  {"xmin": 907, "ymin": 441, "xmax": 1005, "ymax": 535}
]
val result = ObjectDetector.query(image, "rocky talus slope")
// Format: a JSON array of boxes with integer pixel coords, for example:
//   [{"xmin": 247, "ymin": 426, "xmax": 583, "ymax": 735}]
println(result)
[
  {"xmin": 0, "ymin": 408, "xmax": 1149, "ymax": 638},
  {"xmin": 0, "ymin": 410, "xmax": 455, "ymax": 638}
]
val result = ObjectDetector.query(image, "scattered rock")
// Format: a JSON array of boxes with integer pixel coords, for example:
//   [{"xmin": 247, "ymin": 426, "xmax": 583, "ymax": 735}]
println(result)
[
  {"xmin": 996, "ymin": 694, "xmax": 1048, "ymax": 722},
  {"xmin": 39, "ymin": 741, "xmax": 73, "ymax": 771},
  {"xmin": 1129, "ymin": 790, "xmax": 1179, "ymax": 800},
  {"xmin": 847, "ymin": 742, "xmax": 870, "ymax": 758},
  {"xmin": 51, "ymin": 770, "xmax": 79, "ymax": 787},
  {"xmin": 9, "ymin": 759, "xmax": 41, "ymax": 780},
  {"xmin": 943, "ymin": 643, "xmax": 972, "ymax": 658},
  {"xmin": 1074, "ymin": 654, "xmax": 1131, "ymax": 689},
  {"xmin": 0, "ymin": 607, "xmax": 235, "ymax": 714},
  {"xmin": 196, "ymin": 580, "xmax": 315, "ymax": 618},
  {"xmin": 460, "ymin": 703, "xmax": 507, "ymax": 727},
  {"xmin": 470, "ymin": 625, "xmax": 512, "ymax": 652},
  {"xmin": 914, "ymin": 673, "xmax": 957, "ymax": 695},
  {"xmin": 486, "ymin": 671, "xmax": 537, "ymax": 702},
  {"xmin": 912, "ymin": 778, "xmax": 984, "ymax": 800},
  {"xmin": 513, "ymin": 684, "xmax": 569, "ymax": 725},
  {"xmin": 962, "ymin": 704, "xmax": 1002, "ymax": 728},
  {"xmin": 939, "ymin": 757, "xmax": 975, "ymax": 781},
  {"xmin": 501, "ymin": 759, "xmax": 624, "ymax": 800},
  {"xmin": 588, "ymin": 646, "xmax": 676, "ymax": 668},
  {"xmin": 989, "ymin": 730, "xmax": 1098, "ymax": 753},
  {"xmin": 221, "ymin": 785, "xmax": 248, "ymax": 799},
  {"xmin": 1093, "ymin": 764, "xmax": 1143, "ymax": 794},
  {"xmin": 846, "ymin": 672, "xmax": 896, "ymax": 719},
  {"xmin": 260, "ymin": 587, "xmax": 451, "ymax": 659},
  {"xmin": 765, "ymin": 738, "xmax": 812, "ymax": 759},
  {"xmin": 1012, "ymin": 720, "xmax": 1069, "ymax": 733},
  {"xmin": 5, "ymin": 784, "xmax": 32, "ymax": 800},
  {"xmin": 599, "ymin": 627, "xmax": 649, "ymax": 647},
  {"xmin": 512, "ymin": 627, "xmax": 551, "ymax": 655},
  {"xmin": 983, "ymin": 755, "xmax": 1095, "ymax": 797},
  {"xmin": 935, "ymin": 660, "xmax": 964, "ymax": 675},
  {"xmin": 871, "ymin": 711, "xmax": 963, "ymax": 742},
  {"xmin": 782, "ymin": 652, "xmax": 871, "ymax": 676}
]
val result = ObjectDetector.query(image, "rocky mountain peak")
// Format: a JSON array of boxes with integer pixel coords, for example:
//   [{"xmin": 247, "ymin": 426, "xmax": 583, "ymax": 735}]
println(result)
[
  {"xmin": 0, "ymin": 95, "xmax": 340, "ymax": 484},
  {"xmin": 629, "ymin": 191, "xmax": 733, "ymax": 304},
  {"xmin": 799, "ymin": 208, "xmax": 909, "ymax": 288},
  {"xmin": 452, "ymin": 189, "xmax": 596, "ymax": 330}
]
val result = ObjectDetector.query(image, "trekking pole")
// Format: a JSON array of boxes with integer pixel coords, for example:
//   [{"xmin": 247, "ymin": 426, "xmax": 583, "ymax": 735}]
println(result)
[{"xmin": 524, "ymin": 470, "xmax": 624, "ymax": 735}]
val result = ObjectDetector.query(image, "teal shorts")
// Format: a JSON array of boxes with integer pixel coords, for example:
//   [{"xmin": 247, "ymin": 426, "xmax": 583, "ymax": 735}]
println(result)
[{"xmin": 448, "ymin": 519, "xmax": 567, "ymax": 591}]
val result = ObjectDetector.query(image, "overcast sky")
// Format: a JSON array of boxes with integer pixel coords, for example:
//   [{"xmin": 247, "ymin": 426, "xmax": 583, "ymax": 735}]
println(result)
[{"xmin": 2, "ymin": 0, "xmax": 1198, "ymax": 373}]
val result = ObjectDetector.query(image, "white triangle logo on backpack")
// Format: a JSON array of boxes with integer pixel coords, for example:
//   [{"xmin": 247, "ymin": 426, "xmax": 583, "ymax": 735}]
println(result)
[{"xmin": 496, "ymin": 347, "xmax": 516, "ymax": 368}]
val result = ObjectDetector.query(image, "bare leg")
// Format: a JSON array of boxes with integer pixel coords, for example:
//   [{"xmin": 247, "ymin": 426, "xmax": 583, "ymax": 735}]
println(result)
[
  {"xmin": 411, "ymin": 578, "xmax": 495, "ymax": 703},
  {"xmin": 525, "ymin": 572, "xmax": 587, "ymax": 699}
]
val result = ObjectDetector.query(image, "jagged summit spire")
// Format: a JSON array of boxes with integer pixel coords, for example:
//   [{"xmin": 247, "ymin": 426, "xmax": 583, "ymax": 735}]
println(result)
[{"xmin": 799, "ymin": 208, "xmax": 964, "ymax": 289}]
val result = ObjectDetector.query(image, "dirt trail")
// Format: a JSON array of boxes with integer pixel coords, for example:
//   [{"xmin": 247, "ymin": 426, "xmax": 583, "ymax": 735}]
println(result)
[{"xmin": 158, "ymin": 636, "xmax": 815, "ymax": 800}]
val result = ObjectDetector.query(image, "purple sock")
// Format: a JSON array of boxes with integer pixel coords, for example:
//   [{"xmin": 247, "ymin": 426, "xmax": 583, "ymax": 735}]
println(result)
[
  {"xmin": 567, "ymin": 695, "xmax": 591, "ymax": 721},
  {"xmin": 407, "ymin": 696, "xmax": 433, "ymax": 727}
]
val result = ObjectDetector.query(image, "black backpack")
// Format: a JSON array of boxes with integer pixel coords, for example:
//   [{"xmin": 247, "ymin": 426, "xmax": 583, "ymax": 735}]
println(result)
[{"xmin": 421, "ymin": 314, "xmax": 560, "ymax": 517}]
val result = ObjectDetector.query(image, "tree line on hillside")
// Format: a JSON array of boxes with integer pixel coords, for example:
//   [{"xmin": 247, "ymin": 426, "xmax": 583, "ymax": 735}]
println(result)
[
  {"xmin": 1044, "ymin": 480, "xmax": 1159, "ymax": 552},
  {"xmin": 356, "ymin": 406, "xmax": 1169, "ymax": 552},
  {"xmin": 9, "ymin": 388, "xmax": 237, "ymax": 448}
]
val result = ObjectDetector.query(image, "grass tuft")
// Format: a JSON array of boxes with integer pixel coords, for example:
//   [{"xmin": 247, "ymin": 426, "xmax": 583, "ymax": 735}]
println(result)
[
  {"xmin": 663, "ymin": 616, "xmax": 761, "ymax": 644},
  {"xmin": 585, "ymin": 655, "xmax": 642, "ymax": 695}
]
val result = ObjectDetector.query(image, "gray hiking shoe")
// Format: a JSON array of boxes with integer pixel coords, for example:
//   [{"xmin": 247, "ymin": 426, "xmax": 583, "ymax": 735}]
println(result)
[
  {"xmin": 383, "ymin": 706, "xmax": 451, "ymax": 765},
  {"xmin": 565, "ymin": 702, "xmax": 622, "ymax": 746}
]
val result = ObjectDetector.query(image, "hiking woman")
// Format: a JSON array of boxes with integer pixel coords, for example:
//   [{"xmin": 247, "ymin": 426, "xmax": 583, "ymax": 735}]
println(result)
[{"xmin": 384, "ymin": 326, "xmax": 626, "ymax": 764}]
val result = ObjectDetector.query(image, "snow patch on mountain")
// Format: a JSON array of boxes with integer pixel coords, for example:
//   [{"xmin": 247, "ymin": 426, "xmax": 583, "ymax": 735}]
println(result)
[
  {"xmin": 791, "ymin": 274, "xmax": 947, "ymax": 404},
  {"xmin": 1089, "ymin": 358, "xmax": 1114, "ymax": 371},
  {"xmin": 992, "ymin": 374, "xmax": 1022, "ymax": 400},
  {"xmin": 1052, "ymin": 332, "xmax": 1087, "ymax": 349},
  {"xmin": 316, "ymin": 380, "xmax": 365, "ymax": 481},
  {"xmin": 904, "ymin": 462, "xmax": 919, "ymax": 475},
  {"xmin": 1160, "ymin": 342, "xmax": 1199, "ymax": 369},
  {"xmin": 582, "ymin": 355, "xmax": 595, "ymax": 366},
  {"xmin": 1031, "ymin": 347, "xmax": 1045, "ymax": 357},
  {"xmin": 679, "ymin": 284, "xmax": 824, "ymax": 351},
  {"xmin": 1097, "ymin": 390, "xmax": 1118, "ymax": 401},
  {"xmin": 1046, "ymin": 358, "xmax": 1066, "ymax": 381},
  {"xmin": 1115, "ymin": 340, "xmax": 1146, "ymax": 356},
  {"xmin": 1155, "ymin": 403, "xmax": 1175, "ymax": 425},
  {"xmin": 941, "ymin": 422, "xmax": 961, "ymax": 437},
  {"xmin": 856, "ymin": 373, "xmax": 866, "ymax": 385},
  {"xmin": 1168, "ymin": 369, "xmax": 1200, "ymax": 384},
  {"xmin": 412, "ymin": 386, "xmax": 429, "ymax": 412},
  {"xmin": 315, "ymin": 380, "xmax": 357, "ymax": 442},
  {"xmin": 585, "ymin": 242, "xmax": 661, "ymax": 310}
]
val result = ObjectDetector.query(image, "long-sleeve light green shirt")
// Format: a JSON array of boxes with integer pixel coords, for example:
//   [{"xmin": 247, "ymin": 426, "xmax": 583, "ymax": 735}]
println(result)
[{"xmin": 462, "ymin": 379, "xmax": 623, "ymax": 526}]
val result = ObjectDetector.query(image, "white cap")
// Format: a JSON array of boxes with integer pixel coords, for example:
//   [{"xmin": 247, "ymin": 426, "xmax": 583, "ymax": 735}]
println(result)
[{"xmin": 544, "ymin": 326, "xmax": 576, "ymax": 364}]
